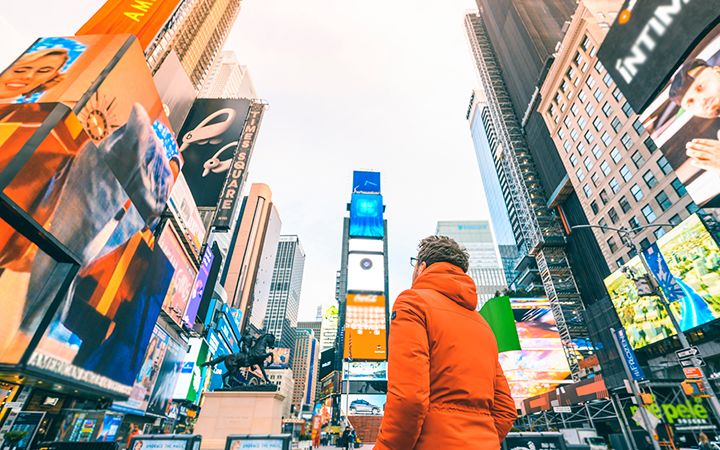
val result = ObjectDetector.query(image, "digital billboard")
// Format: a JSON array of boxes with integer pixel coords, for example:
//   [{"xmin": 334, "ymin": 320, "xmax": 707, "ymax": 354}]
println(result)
[
  {"xmin": 152, "ymin": 50, "xmax": 195, "ymax": 132},
  {"xmin": 172, "ymin": 337, "xmax": 209, "ymax": 403},
  {"xmin": 348, "ymin": 238, "xmax": 383, "ymax": 253},
  {"xmin": 596, "ymin": 1, "xmax": 720, "ymax": 113},
  {"xmin": 183, "ymin": 244, "xmax": 214, "ymax": 328},
  {"xmin": 266, "ymin": 348, "xmax": 291, "ymax": 369},
  {"xmin": 167, "ymin": 173, "xmax": 206, "ymax": 259},
  {"xmin": 346, "ymin": 253, "xmax": 385, "ymax": 293},
  {"xmin": 157, "ymin": 223, "xmax": 197, "ymax": 327},
  {"xmin": 177, "ymin": 99, "xmax": 252, "ymax": 207},
  {"xmin": 77, "ymin": 0, "xmax": 182, "ymax": 50},
  {"xmin": 352, "ymin": 171, "xmax": 381, "ymax": 194},
  {"xmin": 497, "ymin": 298, "xmax": 571, "ymax": 407},
  {"xmin": 605, "ymin": 257, "xmax": 675, "ymax": 349},
  {"xmin": 349, "ymin": 193, "xmax": 384, "ymax": 238},
  {"xmin": 341, "ymin": 394, "xmax": 385, "ymax": 416},
  {"xmin": 147, "ymin": 336, "xmax": 185, "ymax": 416},
  {"xmin": 640, "ymin": 23, "xmax": 720, "ymax": 207},
  {"xmin": 343, "ymin": 294, "xmax": 387, "ymax": 361},
  {"xmin": 344, "ymin": 361, "xmax": 387, "ymax": 381}
]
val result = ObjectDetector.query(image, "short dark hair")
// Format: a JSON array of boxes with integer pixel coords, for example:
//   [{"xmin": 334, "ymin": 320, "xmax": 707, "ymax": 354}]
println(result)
[
  {"xmin": 416, "ymin": 235, "xmax": 470, "ymax": 272},
  {"xmin": 669, "ymin": 59, "xmax": 708, "ymax": 105}
]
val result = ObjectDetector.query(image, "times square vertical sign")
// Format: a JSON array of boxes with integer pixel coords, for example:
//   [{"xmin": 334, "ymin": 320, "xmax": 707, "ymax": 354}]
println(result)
[{"xmin": 213, "ymin": 101, "xmax": 266, "ymax": 231}]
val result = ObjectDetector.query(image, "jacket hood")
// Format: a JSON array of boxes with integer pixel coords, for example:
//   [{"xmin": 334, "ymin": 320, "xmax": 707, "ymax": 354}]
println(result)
[{"xmin": 412, "ymin": 262, "xmax": 478, "ymax": 310}]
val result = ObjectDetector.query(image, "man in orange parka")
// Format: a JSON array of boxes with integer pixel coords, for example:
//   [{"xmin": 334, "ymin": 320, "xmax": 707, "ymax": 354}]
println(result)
[{"xmin": 374, "ymin": 236, "xmax": 517, "ymax": 450}]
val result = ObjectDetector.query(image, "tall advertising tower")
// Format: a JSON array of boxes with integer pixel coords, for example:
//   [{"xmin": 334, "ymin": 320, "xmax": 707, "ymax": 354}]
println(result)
[{"xmin": 336, "ymin": 171, "xmax": 389, "ymax": 442}]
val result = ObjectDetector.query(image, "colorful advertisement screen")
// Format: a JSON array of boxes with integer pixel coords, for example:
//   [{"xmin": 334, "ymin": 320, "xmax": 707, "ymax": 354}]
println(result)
[
  {"xmin": 352, "ymin": 171, "xmax": 381, "ymax": 194},
  {"xmin": 349, "ymin": 194, "xmax": 384, "ymax": 238},
  {"xmin": 640, "ymin": 23, "xmax": 720, "ymax": 207},
  {"xmin": 341, "ymin": 394, "xmax": 385, "ymax": 417},
  {"xmin": 267, "ymin": 348, "xmax": 290, "ymax": 369},
  {"xmin": 344, "ymin": 361, "xmax": 387, "ymax": 381},
  {"xmin": 498, "ymin": 298, "xmax": 571, "ymax": 407},
  {"xmin": 177, "ymin": 99, "xmax": 252, "ymax": 207},
  {"xmin": 184, "ymin": 244, "xmax": 214, "ymax": 328},
  {"xmin": 343, "ymin": 294, "xmax": 387, "ymax": 361},
  {"xmin": 147, "ymin": 335, "xmax": 185, "ymax": 416},
  {"xmin": 157, "ymin": 223, "xmax": 197, "ymax": 327}
]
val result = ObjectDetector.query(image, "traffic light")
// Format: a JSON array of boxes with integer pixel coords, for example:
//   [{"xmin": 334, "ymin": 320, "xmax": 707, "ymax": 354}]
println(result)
[{"xmin": 681, "ymin": 380, "xmax": 705, "ymax": 397}]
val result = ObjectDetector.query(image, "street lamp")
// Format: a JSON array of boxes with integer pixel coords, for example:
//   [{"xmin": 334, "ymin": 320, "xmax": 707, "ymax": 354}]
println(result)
[{"xmin": 571, "ymin": 223, "xmax": 720, "ymax": 423}]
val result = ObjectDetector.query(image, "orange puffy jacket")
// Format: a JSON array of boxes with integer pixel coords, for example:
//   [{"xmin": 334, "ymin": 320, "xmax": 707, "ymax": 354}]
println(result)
[{"xmin": 374, "ymin": 262, "xmax": 517, "ymax": 450}]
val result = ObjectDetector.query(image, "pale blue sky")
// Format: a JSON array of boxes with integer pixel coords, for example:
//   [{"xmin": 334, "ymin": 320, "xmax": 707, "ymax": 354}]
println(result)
[{"xmin": 0, "ymin": 1, "xmax": 490, "ymax": 320}]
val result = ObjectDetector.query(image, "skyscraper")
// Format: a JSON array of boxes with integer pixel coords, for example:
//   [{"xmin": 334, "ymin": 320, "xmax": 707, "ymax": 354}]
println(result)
[
  {"xmin": 264, "ymin": 235, "xmax": 306, "ymax": 352},
  {"xmin": 465, "ymin": 12, "xmax": 590, "ymax": 379},
  {"xmin": 200, "ymin": 51, "xmax": 257, "ymax": 99},
  {"xmin": 436, "ymin": 221, "xmax": 507, "ymax": 305},
  {"xmin": 291, "ymin": 328, "xmax": 320, "ymax": 415},
  {"xmin": 297, "ymin": 321, "xmax": 321, "ymax": 342},
  {"xmin": 221, "ymin": 184, "xmax": 281, "ymax": 331},
  {"xmin": 146, "ymin": 0, "xmax": 244, "ymax": 89}
]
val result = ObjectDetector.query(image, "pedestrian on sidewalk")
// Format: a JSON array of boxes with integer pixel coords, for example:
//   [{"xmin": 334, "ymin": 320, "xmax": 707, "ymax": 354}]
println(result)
[
  {"xmin": 374, "ymin": 236, "xmax": 517, "ymax": 450},
  {"xmin": 342, "ymin": 426, "xmax": 356, "ymax": 450}
]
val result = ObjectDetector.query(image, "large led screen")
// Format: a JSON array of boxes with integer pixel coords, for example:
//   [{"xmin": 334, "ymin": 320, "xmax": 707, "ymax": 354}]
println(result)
[
  {"xmin": 640, "ymin": 23, "xmax": 720, "ymax": 207},
  {"xmin": 344, "ymin": 361, "xmax": 387, "ymax": 381},
  {"xmin": 349, "ymin": 193, "xmax": 384, "ymax": 238},
  {"xmin": 343, "ymin": 294, "xmax": 387, "ymax": 361},
  {"xmin": 147, "ymin": 335, "xmax": 185, "ymax": 416},
  {"xmin": 184, "ymin": 244, "xmax": 214, "ymax": 328},
  {"xmin": 605, "ymin": 257, "xmax": 675, "ymax": 349},
  {"xmin": 348, "ymin": 238, "xmax": 383, "ymax": 253},
  {"xmin": 167, "ymin": 173, "xmax": 206, "ymax": 259},
  {"xmin": 346, "ymin": 253, "xmax": 385, "ymax": 293},
  {"xmin": 498, "ymin": 298, "xmax": 571, "ymax": 407},
  {"xmin": 341, "ymin": 394, "xmax": 385, "ymax": 417},
  {"xmin": 177, "ymin": 99, "xmax": 252, "ymax": 207},
  {"xmin": 157, "ymin": 223, "xmax": 197, "ymax": 327},
  {"xmin": 352, "ymin": 171, "xmax": 381, "ymax": 194}
]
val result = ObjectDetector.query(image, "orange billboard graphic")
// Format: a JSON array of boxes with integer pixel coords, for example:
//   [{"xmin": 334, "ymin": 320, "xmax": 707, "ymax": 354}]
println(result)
[
  {"xmin": 77, "ymin": 0, "xmax": 182, "ymax": 50},
  {"xmin": 343, "ymin": 294, "xmax": 387, "ymax": 361}
]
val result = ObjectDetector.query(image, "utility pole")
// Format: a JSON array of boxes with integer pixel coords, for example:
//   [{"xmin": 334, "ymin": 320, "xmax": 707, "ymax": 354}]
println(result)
[{"xmin": 572, "ymin": 223, "xmax": 720, "ymax": 423}]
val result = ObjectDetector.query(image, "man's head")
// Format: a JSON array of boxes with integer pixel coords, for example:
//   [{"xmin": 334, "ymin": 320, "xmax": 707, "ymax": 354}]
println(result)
[
  {"xmin": 413, "ymin": 235, "xmax": 470, "ymax": 282},
  {"xmin": 670, "ymin": 59, "xmax": 720, "ymax": 118}
]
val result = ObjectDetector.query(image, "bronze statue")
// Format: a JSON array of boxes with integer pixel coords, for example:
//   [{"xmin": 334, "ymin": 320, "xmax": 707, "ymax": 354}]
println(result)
[{"xmin": 202, "ymin": 332, "xmax": 276, "ymax": 388}]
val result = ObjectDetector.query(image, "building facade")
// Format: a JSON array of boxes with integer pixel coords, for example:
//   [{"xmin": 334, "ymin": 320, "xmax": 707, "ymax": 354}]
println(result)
[
  {"xmin": 221, "ymin": 184, "xmax": 280, "ymax": 331},
  {"xmin": 436, "ymin": 221, "xmax": 507, "ymax": 304},
  {"xmin": 200, "ymin": 50, "xmax": 257, "ymax": 99},
  {"xmin": 297, "ymin": 321, "xmax": 321, "ymax": 342},
  {"xmin": 266, "ymin": 368, "xmax": 295, "ymax": 418},
  {"xmin": 291, "ymin": 329, "xmax": 319, "ymax": 415},
  {"xmin": 537, "ymin": 1, "xmax": 696, "ymax": 272},
  {"xmin": 264, "ymin": 235, "xmax": 306, "ymax": 352},
  {"xmin": 146, "ymin": 0, "xmax": 243, "ymax": 90}
]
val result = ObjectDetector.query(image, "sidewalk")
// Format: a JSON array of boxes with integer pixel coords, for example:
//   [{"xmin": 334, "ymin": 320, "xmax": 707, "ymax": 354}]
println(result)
[{"xmin": 318, "ymin": 446, "xmax": 373, "ymax": 449}]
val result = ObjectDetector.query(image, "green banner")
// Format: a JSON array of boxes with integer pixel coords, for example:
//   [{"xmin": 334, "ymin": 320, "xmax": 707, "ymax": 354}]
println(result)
[{"xmin": 479, "ymin": 296, "xmax": 521, "ymax": 353}]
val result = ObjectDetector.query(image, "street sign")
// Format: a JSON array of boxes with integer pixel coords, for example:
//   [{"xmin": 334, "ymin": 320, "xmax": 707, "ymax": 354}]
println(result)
[
  {"xmin": 676, "ymin": 347, "xmax": 701, "ymax": 359},
  {"xmin": 684, "ymin": 367, "xmax": 703, "ymax": 379},
  {"xmin": 553, "ymin": 406, "xmax": 572, "ymax": 413},
  {"xmin": 679, "ymin": 357, "xmax": 706, "ymax": 368}
]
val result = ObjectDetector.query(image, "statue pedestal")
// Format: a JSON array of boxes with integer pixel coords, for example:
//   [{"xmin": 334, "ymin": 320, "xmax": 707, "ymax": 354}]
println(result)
[{"xmin": 194, "ymin": 390, "xmax": 287, "ymax": 450}]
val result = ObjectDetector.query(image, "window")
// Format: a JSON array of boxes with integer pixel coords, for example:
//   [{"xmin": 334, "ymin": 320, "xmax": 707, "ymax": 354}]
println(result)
[
  {"xmin": 616, "ymin": 257, "xmax": 625, "ymax": 267},
  {"xmin": 574, "ymin": 51, "xmax": 583, "ymax": 66},
  {"xmin": 600, "ymin": 189, "xmax": 610, "ymax": 204},
  {"xmin": 577, "ymin": 142, "xmax": 586, "ymax": 155},
  {"xmin": 584, "ymin": 157, "xmax": 594, "ymax": 170},
  {"xmin": 608, "ymin": 237, "xmax": 618, "ymax": 252},
  {"xmin": 640, "ymin": 238, "xmax": 651, "ymax": 250},
  {"xmin": 601, "ymin": 131, "xmax": 612, "ymax": 146},
  {"xmin": 567, "ymin": 67, "xmax": 576, "ymax": 80},
  {"xmin": 561, "ymin": 80, "xmax": 569, "ymax": 92},
  {"xmin": 620, "ymin": 165, "xmax": 633, "ymax": 181},
  {"xmin": 591, "ymin": 172, "xmax": 600, "ymax": 186},
  {"xmin": 554, "ymin": 93, "xmax": 562, "ymax": 104},
  {"xmin": 657, "ymin": 156, "xmax": 672, "ymax": 174},
  {"xmin": 632, "ymin": 118, "xmax": 645, "ymax": 135},
  {"xmin": 621, "ymin": 133, "xmax": 633, "ymax": 149},
  {"xmin": 578, "ymin": 116, "xmax": 587, "ymax": 130},
  {"xmin": 602, "ymin": 102, "xmax": 612, "ymax": 117},
  {"xmin": 578, "ymin": 90, "xmax": 587, "ymax": 103},
  {"xmin": 602, "ymin": 72, "xmax": 613, "ymax": 87},
  {"xmin": 576, "ymin": 168, "xmax": 586, "ymax": 182},
  {"xmin": 584, "ymin": 130, "xmax": 594, "ymax": 143},
  {"xmin": 583, "ymin": 184, "xmax": 592, "ymax": 198},
  {"xmin": 586, "ymin": 76, "xmax": 596, "ymax": 89},
  {"xmin": 600, "ymin": 161, "xmax": 611, "ymax": 175},
  {"xmin": 581, "ymin": 35, "xmax": 591, "ymax": 51},
  {"xmin": 590, "ymin": 201, "xmax": 599, "ymax": 214},
  {"xmin": 564, "ymin": 116, "xmax": 572, "ymax": 128},
  {"xmin": 630, "ymin": 184, "xmax": 644, "ymax": 201},
  {"xmin": 570, "ymin": 129, "xmax": 579, "ymax": 141},
  {"xmin": 643, "ymin": 170, "xmax": 658, "ymax": 188},
  {"xmin": 622, "ymin": 101, "xmax": 633, "ymax": 117},
  {"xmin": 671, "ymin": 178, "xmax": 687, "ymax": 197},
  {"xmin": 611, "ymin": 117, "xmax": 622, "ymax": 132},
  {"xmin": 642, "ymin": 204, "xmax": 657, "ymax": 222},
  {"xmin": 608, "ymin": 208, "xmax": 619, "ymax": 224},
  {"xmin": 631, "ymin": 151, "xmax": 645, "ymax": 168},
  {"xmin": 594, "ymin": 59, "xmax": 604, "ymax": 72},
  {"xmin": 669, "ymin": 214, "xmax": 682, "ymax": 226},
  {"xmin": 594, "ymin": 88, "xmax": 604, "ymax": 101},
  {"xmin": 592, "ymin": 116, "xmax": 603, "ymax": 131},
  {"xmin": 619, "ymin": 196, "xmax": 631, "ymax": 213},
  {"xmin": 687, "ymin": 202, "xmax": 700, "ymax": 214},
  {"xmin": 644, "ymin": 137, "xmax": 658, "ymax": 152},
  {"xmin": 592, "ymin": 144, "xmax": 602, "ymax": 159},
  {"xmin": 613, "ymin": 87, "xmax": 624, "ymax": 101},
  {"xmin": 655, "ymin": 191, "xmax": 672, "ymax": 211},
  {"xmin": 609, "ymin": 177, "xmax": 620, "ymax": 193},
  {"xmin": 654, "ymin": 228, "xmax": 667, "ymax": 239},
  {"xmin": 569, "ymin": 154, "xmax": 578, "ymax": 166},
  {"xmin": 610, "ymin": 148, "xmax": 622, "ymax": 163},
  {"xmin": 570, "ymin": 103, "xmax": 580, "ymax": 116},
  {"xmin": 629, "ymin": 216, "xmax": 640, "ymax": 228},
  {"xmin": 599, "ymin": 218, "xmax": 608, "ymax": 230},
  {"xmin": 585, "ymin": 102, "xmax": 595, "ymax": 115},
  {"xmin": 563, "ymin": 140, "xmax": 571, "ymax": 152}
]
